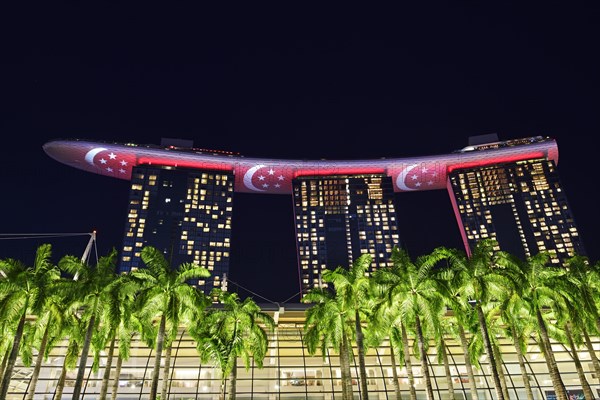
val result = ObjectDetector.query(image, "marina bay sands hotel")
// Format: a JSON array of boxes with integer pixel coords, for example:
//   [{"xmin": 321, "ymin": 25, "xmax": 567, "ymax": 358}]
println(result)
[{"xmin": 44, "ymin": 134, "xmax": 586, "ymax": 295}]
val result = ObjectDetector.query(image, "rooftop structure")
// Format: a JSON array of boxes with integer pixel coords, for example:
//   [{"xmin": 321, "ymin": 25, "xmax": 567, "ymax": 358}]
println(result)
[{"xmin": 43, "ymin": 136, "xmax": 558, "ymax": 195}]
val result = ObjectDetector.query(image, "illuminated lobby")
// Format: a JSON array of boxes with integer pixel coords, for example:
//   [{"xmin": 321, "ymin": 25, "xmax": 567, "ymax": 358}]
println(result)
[{"xmin": 8, "ymin": 304, "xmax": 600, "ymax": 400}]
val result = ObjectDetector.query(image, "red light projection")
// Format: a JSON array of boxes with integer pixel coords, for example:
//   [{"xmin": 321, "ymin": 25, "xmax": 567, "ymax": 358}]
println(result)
[{"xmin": 43, "ymin": 137, "xmax": 559, "ymax": 195}]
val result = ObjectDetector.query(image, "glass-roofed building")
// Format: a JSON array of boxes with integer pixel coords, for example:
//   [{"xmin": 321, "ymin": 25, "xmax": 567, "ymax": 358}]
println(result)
[{"xmin": 7, "ymin": 303, "xmax": 600, "ymax": 400}]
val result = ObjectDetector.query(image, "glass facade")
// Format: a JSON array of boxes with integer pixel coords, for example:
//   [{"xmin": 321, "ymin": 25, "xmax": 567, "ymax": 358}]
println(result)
[
  {"xmin": 448, "ymin": 159, "xmax": 585, "ymax": 264},
  {"xmin": 120, "ymin": 165, "xmax": 234, "ymax": 293},
  {"xmin": 292, "ymin": 175, "xmax": 401, "ymax": 294},
  {"xmin": 7, "ymin": 305, "xmax": 600, "ymax": 399}
]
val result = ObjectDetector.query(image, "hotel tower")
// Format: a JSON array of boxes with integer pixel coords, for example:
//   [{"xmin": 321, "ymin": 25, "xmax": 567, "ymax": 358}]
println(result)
[
  {"xmin": 292, "ymin": 174, "xmax": 401, "ymax": 293},
  {"xmin": 44, "ymin": 134, "xmax": 587, "ymax": 294},
  {"xmin": 119, "ymin": 163, "xmax": 234, "ymax": 293},
  {"xmin": 447, "ymin": 136, "xmax": 585, "ymax": 264}
]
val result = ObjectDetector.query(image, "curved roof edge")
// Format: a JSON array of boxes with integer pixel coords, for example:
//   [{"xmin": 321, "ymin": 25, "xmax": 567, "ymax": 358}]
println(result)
[{"xmin": 43, "ymin": 136, "xmax": 558, "ymax": 194}]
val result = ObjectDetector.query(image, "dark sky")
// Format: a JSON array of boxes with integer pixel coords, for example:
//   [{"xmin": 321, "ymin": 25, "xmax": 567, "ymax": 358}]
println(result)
[{"xmin": 2, "ymin": 3, "xmax": 599, "ymax": 303}]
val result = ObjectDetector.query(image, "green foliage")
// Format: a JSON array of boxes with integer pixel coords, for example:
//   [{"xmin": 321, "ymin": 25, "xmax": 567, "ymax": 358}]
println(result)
[{"xmin": 191, "ymin": 289, "xmax": 275, "ymax": 382}]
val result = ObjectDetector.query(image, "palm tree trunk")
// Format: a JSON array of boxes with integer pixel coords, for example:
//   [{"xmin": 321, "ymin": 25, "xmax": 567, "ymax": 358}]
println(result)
[
  {"xmin": 475, "ymin": 303, "xmax": 504, "ymax": 400},
  {"xmin": 415, "ymin": 316, "xmax": 434, "ymax": 400},
  {"xmin": 73, "ymin": 309, "xmax": 98, "ymax": 400},
  {"xmin": 228, "ymin": 357, "xmax": 237, "ymax": 400},
  {"xmin": 511, "ymin": 325, "xmax": 534, "ymax": 400},
  {"xmin": 99, "ymin": 334, "xmax": 116, "ymax": 400},
  {"xmin": 583, "ymin": 328, "xmax": 600, "ymax": 382},
  {"xmin": 110, "ymin": 353, "xmax": 123, "ymax": 400},
  {"xmin": 389, "ymin": 345, "xmax": 403, "ymax": 400},
  {"xmin": 565, "ymin": 325, "xmax": 594, "ymax": 400},
  {"xmin": 340, "ymin": 331, "xmax": 354, "ymax": 400},
  {"xmin": 219, "ymin": 377, "xmax": 226, "ymax": 400},
  {"xmin": 25, "ymin": 320, "xmax": 51, "ymax": 400},
  {"xmin": 536, "ymin": 309, "xmax": 567, "ymax": 400},
  {"xmin": 0, "ymin": 306, "xmax": 28, "ymax": 400},
  {"xmin": 401, "ymin": 324, "xmax": 417, "ymax": 400},
  {"xmin": 440, "ymin": 339, "xmax": 455, "ymax": 399},
  {"xmin": 0, "ymin": 346, "xmax": 10, "ymax": 390},
  {"xmin": 355, "ymin": 310, "xmax": 369, "ymax": 400},
  {"xmin": 458, "ymin": 325, "xmax": 479, "ymax": 400},
  {"xmin": 161, "ymin": 343, "xmax": 172, "ymax": 400},
  {"xmin": 149, "ymin": 314, "xmax": 166, "ymax": 400},
  {"xmin": 54, "ymin": 362, "xmax": 68, "ymax": 400},
  {"xmin": 492, "ymin": 342, "xmax": 510, "ymax": 400}
]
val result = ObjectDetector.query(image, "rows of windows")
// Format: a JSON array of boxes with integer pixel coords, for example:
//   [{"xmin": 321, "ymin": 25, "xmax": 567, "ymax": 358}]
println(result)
[
  {"xmin": 449, "ymin": 159, "xmax": 584, "ymax": 265},
  {"xmin": 8, "ymin": 322, "xmax": 600, "ymax": 399},
  {"xmin": 119, "ymin": 166, "xmax": 234, "ymax": 293},
  {"xmin": 293, "ymin": 175, "xmax": 401, "ymax": 292}
]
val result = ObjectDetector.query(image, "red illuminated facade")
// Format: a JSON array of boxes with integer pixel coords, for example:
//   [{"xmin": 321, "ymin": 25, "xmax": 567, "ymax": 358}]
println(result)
[{"xmin": 43, "ymin": 136, "xmax": 558, "ymax": 195}]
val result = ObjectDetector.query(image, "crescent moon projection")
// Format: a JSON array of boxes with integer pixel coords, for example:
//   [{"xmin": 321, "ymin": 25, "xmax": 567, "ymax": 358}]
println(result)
[
  {"xmin": 396, "ymin": 164, "xmax": 418, "ymax": 191},
  {"xmin": 243, "ymin": 164, "xmax": 267, "ymax": 192},
  {"xmin": 84, "ymin": 147, "xmax": 107, "ymax": 166}
]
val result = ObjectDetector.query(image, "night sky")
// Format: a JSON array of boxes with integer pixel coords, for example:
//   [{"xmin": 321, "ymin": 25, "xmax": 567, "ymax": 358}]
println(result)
[{"xmin": 2, "ymin": 3, "xmax": 599, "ymax": 303}]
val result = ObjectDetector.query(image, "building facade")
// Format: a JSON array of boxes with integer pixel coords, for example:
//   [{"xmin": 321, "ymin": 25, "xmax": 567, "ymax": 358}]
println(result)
[
  {"xmin": 24, "ymin": 135, "xmax": 595, "ymax": 400},
  {"xmin": 7, "ymin": 304, "xmax": 600, "ymax": 400},
  {"xmin": 42, "ymin": 135, "xmax": 586, "ymax": 288},
  {"xmin": 447, "ymin": 158, "xmax": 585, "ymax": 264},
  {"xmin": 120, "ymin": 165, "xmax": 234, "ymax": 293},
  {"xmin": 292, "ymin": 174, "xmax": 401, "ymax": 293}
]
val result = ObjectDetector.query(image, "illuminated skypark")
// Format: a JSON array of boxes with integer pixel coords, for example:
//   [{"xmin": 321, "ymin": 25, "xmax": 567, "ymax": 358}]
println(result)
[
  {"xmin": 44, "ymin": 135, "xmax": 583, "ymax": 271},
  {"xmin": 43, "ymin": 136, "xmax": 558, "ymax": 195}
]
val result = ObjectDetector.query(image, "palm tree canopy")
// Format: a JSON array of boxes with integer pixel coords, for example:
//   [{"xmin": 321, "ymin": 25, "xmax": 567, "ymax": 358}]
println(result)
[
  {"xmin": 132, "ymin": 246, "xmax": 211, "ymax": 331},
  {"xmin": 193, "ymin": 289, "xmax": 275, "ymax": 377},
  {"xmin": 302, "ymin": 287, "xmax": 349, "ymax": 359},
  {"xmin": 56, "ymin": 248, "xmax": 124, "ymax": 325},
  {"xmin": 321, "ymin": 253, "xmax": 372, "ymax": 312},
  {"xmin": 372, "ymin": 246, "xmax": 448, "ymax": 336},
  {"xmin": 0, "ymin": 244, "xmax": 59, "ymax": 323},
  {"xmin": 563, "ymin": 254, "xmax": 600, "ymax": 328},
  {"xmin": 430, "ymin": 239, "xmax": 519, "ymax": 307}
]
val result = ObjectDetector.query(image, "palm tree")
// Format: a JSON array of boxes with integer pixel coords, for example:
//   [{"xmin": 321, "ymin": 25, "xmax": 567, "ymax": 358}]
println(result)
[
  {"xmin": 109, "ymin": 331, "xmax": 139, "ymax": 400},
  {"xmin": 51, "ymin": 310, "xmax": 85, "ymax": 400},
  {"xmin": 159, "ymin": 324, "xmax": 180, "ymax": 400},
  {"xmin": 24, "ymin": 289, "xmax": 75, "ymax": 400},
  {"xmin": 320, "ymin": 253, "xmax": 374, "ymax": 399},
  {"xmin": 433, "ymin": 317, "xmax": 456, "ymax": 400},
  {"xmin": 495, "ymin": 280, "xmax": 537, "ymax": 400},
  {"xmin": 562, "ymin": 321, "xmax": 595, "ymax": 400},
  {"xmin": 469, "ymin": 307, "xmax": 512, "ymax": 400},
  {"xmin": 517, "ymin": 251, "xmax": 571, "ymax": 400},
  {"xmin": 373, "ymin": 246, "xmax": 449, "ymax": 400},
  {"xmin": 540, "ymin": 257, "xmax": 594, "ymax": 399},
  {"xmin": 0, "ymin": 290, "xmax": 18, "ymax": 390},
  {"xmin": 436, "ymin": 266, "xmax": 481, "ymax": 400},
  {"xmin": 0, "ymin": 339, "xmax": 10, "ymax": 391},
  {"xmin": 0, "ymin": 243, "xmax": 57, "ymax": 400},
  {"xmin": 370, "ymin": 301, "xmax": 413, "ymax": 400},
  {"xmin": 302, "ymin": 286, "xmax": 354, "ymax": 400},
  {"xmin": 432, "ymin": 239, "xmax": 519, "ymax": 400},
  {"xmin": 57, "ymin": 247, "xmax": 122, "ymax": 400},
  {"xmin": 191, "ymin": 289, "xmax": 275, "ymax": 400},
  {"xmin": 563, "ymin": 254, "xmax": 600, "ymax": 380},
  {"xmin": 95, "ymin": 275, "xmax": 140, "ymax": 400},
  {"xmin": 131, "ymin": 245, "xmax": 210, "ymax": 400}
]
